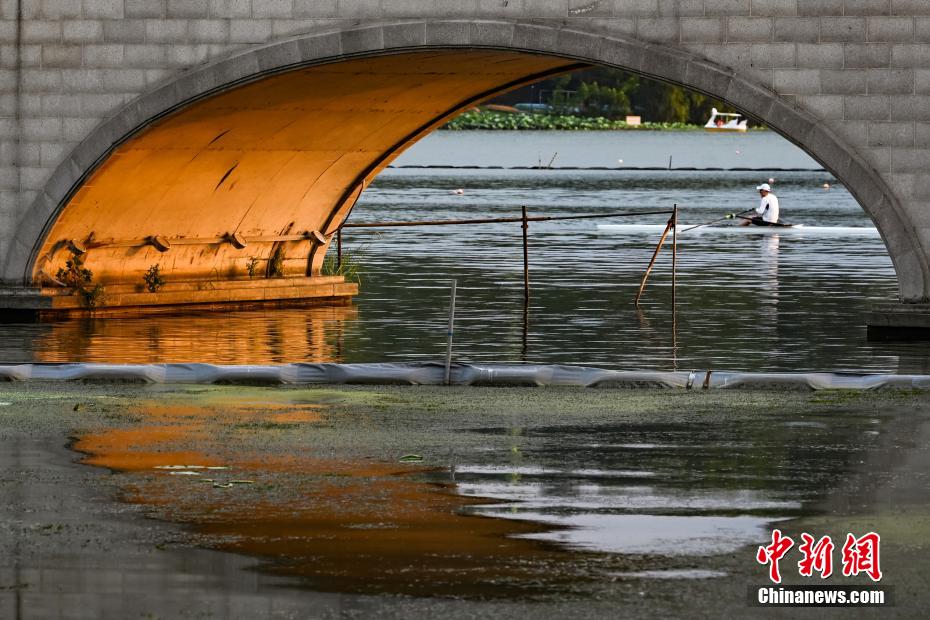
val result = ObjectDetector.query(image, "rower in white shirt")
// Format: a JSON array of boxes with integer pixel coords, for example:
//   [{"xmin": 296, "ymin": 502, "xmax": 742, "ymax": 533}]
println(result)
[{"xmin": 741, "ymin": 183, "xmax": 780, "ymax": 226}]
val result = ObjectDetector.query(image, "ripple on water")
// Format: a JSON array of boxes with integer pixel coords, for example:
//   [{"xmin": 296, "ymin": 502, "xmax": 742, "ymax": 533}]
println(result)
[
  {"xmin": 612, "ymin": 569, "xmax": 729, "ymax": 580},
  {"xmin": 1, "ymin": 133, "xmax": 924, "ymax": 372},
  {"xmin": 500, "ymin": 513, "xmax": 778, "ymax": 556}
]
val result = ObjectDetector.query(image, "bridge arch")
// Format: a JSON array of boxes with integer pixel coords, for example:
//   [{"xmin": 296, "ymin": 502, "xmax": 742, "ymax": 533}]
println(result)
[{"xmin": 7, "ymin": 20, "xmax": 925, "ymax": 302}]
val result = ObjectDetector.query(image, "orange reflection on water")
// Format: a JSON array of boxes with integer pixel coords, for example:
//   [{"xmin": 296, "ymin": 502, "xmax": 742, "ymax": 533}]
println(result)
[
  {"xmin": 73, "ymin": 392, "xmax": 578, "ymax": 597},
  {"xmin": 34, "ymin": 305, "xmax": 355, "ymax": 364}
]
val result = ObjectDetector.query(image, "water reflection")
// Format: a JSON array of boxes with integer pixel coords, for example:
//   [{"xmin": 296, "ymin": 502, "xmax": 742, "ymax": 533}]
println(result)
[
  {"xmin": 449, "ymin": 409, "xmax": 911, "ymax": 568},
  {"xmin": 758, "ymin": 235, "xmax": 780, "ymax": 328},
  {"xmin": 72, "ymin": 392, "xmax": 585, "ymax": 598},
  {"xmin": 28, "ymin": 305, "xmax": 355, "ymax": 364},
  {"xmin": 67, "ymin": 387, "xmax": 925, "ymax": 598},
  {"xmin": 514, "ymin": 514, "xmax": 773, "ymax": 555}
]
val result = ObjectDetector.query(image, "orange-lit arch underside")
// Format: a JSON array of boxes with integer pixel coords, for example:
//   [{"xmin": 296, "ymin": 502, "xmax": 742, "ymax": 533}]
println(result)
[{"xmin": 35, "ymin": 51, "xmax": 580, "ymax": 287}]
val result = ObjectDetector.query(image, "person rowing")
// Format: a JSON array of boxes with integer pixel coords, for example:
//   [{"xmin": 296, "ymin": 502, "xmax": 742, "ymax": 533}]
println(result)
[{"xmin": 740, "ymin": 182, "xmax": 780, "ymax": 226}]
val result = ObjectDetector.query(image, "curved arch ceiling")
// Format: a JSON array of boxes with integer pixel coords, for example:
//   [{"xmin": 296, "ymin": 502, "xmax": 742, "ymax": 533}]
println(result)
[{"xmin": 37, "ymin": 51, "xmax": 581, "ymax": 285}]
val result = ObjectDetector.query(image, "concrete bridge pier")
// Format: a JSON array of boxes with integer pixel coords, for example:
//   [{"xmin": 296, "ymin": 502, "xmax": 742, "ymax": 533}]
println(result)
[{"xmin": 868, "ymin": 303, "xmax": 930, "ymax": 340}]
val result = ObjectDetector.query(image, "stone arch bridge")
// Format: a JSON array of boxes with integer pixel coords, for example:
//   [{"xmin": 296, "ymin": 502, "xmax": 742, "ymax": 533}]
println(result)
[{"xmin": 1, "ymin": 1, "xmax": 929, "ymax": 326}]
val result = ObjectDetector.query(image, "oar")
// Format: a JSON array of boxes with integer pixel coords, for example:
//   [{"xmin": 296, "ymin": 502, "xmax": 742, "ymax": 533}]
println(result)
[{"xmin": 681, "ymin": 208, "xmax": 755, "ymax": 233}]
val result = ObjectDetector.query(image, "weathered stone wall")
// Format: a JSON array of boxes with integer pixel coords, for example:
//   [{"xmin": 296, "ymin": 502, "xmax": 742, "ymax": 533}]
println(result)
[{"xmin": 4, "ymin": 1, "xmax": 930, "ymax": 301}]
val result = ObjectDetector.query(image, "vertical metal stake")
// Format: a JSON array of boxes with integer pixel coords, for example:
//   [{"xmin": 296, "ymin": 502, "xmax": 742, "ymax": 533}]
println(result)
[
  {"xmin": 672, "ymin": 203, "xmax": 678, "ymax": 370},
  {"xmin": 672, "ymin": 204, "xmax": 677, "ymax": 308},
  {"xmin": 336, "ymin": 228, "xmax": 342, "ymax": 268},
  {"xmin": 522, "ymin": 205, "xmax": 530, "ymax": 306},
  {"xmin": 444, "ymin": 279, "xmax": 457, "ymax": 386}
]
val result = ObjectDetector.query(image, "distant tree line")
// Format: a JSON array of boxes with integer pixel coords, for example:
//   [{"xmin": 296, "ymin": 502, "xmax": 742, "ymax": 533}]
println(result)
[{"xmin": 492, "ymin": 67, "xmax": 738, "ymax": 124}]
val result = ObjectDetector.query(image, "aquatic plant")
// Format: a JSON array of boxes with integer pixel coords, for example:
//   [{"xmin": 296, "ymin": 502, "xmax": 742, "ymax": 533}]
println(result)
[
  {"xmin": 55, "ymin": 255, "xmax": 93, "ymax": 289},
  {"xmin": 245, "ymin": 256, "xmax": 260, "ymax": 278},
  {"xmin": 442, "ymin": 110, "xmax": 718, "ymax": 131},
  {"xmin": 82, "ymin": 283, "xmax": 107, "ymax": 308},
  {"xmin": 268, "ymin": 247, "xmax": 285, "ymax": 277},
  {"xmin": 143, "ymin": 263, "xmax": 165, "ymax": 292},
  {"xmin": 56, "ymin": 255, "xmax": 106, "ymax": 307},
  {"xmin": 321, "ymin": 250, "xmax": 362, "ymax": 284}
]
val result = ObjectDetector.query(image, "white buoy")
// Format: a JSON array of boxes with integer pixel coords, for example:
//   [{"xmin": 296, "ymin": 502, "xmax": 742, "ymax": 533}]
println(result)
[
  {"xmin": 768, "ymin": 177, "xmax": 775, "ymax": 184},
  {"xmin": 823, "ymin": 183, "xmax": 831, "ymax": 190},
  {"xmin": 453, "ymin": 188, "xmax": 465, "ymax": 195}
]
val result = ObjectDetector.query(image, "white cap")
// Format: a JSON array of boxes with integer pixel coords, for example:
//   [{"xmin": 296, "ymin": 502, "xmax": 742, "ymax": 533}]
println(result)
[{"xmin": 756, "ymin": 183, "xmax": 771, "ymax": 192}]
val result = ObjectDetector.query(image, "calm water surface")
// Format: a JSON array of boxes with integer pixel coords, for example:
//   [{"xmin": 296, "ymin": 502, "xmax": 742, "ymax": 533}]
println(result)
[
  {"xmin": 2, "ymin": 131, "xmax": 925, "ymax": 372},
  {"xmin": 51, "ymin": 384, "xmax": 930, "ymax": 601}
]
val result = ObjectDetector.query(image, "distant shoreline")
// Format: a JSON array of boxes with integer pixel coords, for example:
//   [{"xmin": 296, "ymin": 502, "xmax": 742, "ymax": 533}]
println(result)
[{"xmin": 441, "ymin": 109, "xmax": 766, "ymax": 131}]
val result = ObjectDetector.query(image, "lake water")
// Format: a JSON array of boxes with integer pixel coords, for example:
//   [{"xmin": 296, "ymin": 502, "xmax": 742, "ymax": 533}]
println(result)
[
  {"xmin": 37, "ymin": 383, "xmax": 930, "ymax": 607},
  {"xmin": 2, "ymin": 130, "xmax": 926, "ymax": 373},
  {"xmin": 5, "ymin": 130, "xmax": 930, "ymax": 613}
]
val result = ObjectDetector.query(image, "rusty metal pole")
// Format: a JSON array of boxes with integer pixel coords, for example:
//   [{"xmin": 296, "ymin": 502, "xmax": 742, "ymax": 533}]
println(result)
[
  {"xmin": 341, "ymin": 209, "xmax": 673, "ymax": 229},
  {"xmin": 336, "ymin": 228, "xmax": 342, "ymax": 268},
  {"xmin": 521, "ymin": 205, "xmax": 530, "ymax": 306},
  {"xmin": 634, "ymin": 218, "xmax": 673, "ymax": 305}
]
